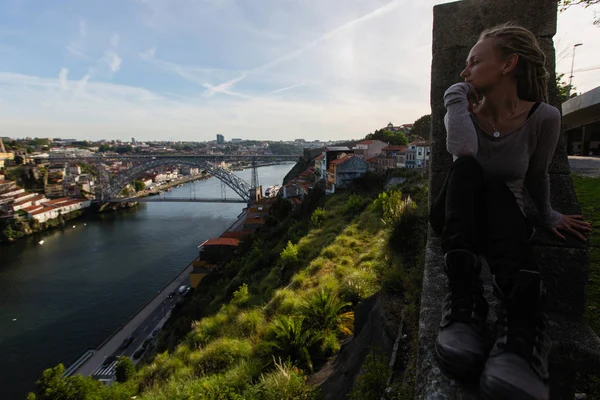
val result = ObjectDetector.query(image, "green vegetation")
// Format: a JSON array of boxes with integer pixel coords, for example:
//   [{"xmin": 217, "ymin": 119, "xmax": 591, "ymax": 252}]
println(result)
[
  {"xmin": 572, "ymin": 174, "xmax": 600, "ymax": 397},
  {"xmin": 115, "ymin": 356, "xmax": 136, "ymax": 383},
  {"xmin": 364, "ymin": 129, "xmax": 408, "ymax": 146},
  {"xmin": 133, "ymin": 180, "xmax": 146, "ymax": 192},
  {"xmin": 572, "ymin": 175, "xmax": 600, "ymax": 334},
  {"xmin": 409, "ymin": 114, "xmax": 431, "ymax": 142},
  {"xmin": 29, "ymin": 170, "xmax": 429, "ymax": 399}
]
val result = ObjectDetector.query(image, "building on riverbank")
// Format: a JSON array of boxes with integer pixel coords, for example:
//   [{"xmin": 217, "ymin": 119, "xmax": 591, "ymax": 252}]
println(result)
[{"xmin": 24, "ymin": 197, "xmax": 92, "ymax": 223}]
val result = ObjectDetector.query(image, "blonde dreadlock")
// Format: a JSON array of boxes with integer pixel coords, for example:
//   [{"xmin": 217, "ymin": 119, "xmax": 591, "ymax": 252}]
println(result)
[{"xmin": 480, "ymin": 22, "xmax": 550, "ymax": 103}]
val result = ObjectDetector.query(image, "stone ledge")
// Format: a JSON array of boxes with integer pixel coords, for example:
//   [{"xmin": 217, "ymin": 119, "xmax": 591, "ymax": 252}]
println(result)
[{"xmin": 416, "ymin": 230, "xmax": 600, "ymax": 399}]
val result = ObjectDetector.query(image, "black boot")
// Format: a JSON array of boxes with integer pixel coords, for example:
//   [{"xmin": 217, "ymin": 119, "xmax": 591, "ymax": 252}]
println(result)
[
  {"xmin": 480, "ymin": 270, "xmax": 551, "ymax": 400},
  {"xmin": 436, "ymin": 249, "xmax": 489, "ymax": 379}
]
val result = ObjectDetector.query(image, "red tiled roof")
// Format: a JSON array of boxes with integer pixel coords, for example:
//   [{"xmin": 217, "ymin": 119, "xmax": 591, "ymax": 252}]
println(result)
[
  {"xmin": 22, "ymin": 205, "xmax": 44, "ymax": 213},
  {"xmin": 366, "ymin": 156, "xmax": 378, "ymax": 164},
  {"xmin": 329, "ymin": 155, "xmax": 353, "ymax": 165},
  {"xmin": 290, "ymin": 197, "xmax": 302, "ymax": 205},
  {"xmin": 382, "ymin": 146, "xmax": 407, "ymax": 151},
  {"xmin": 200, "ymin": 237, "xmax": 240, "ymax": 247},
  {"xmin": 14, "ymin": 194, "xmax": 46, "ymax": 205},
  {"xmin": 358, "ymin": 140, "xmax": 375, "ymax": 145},
  {"xmin": 409, "ymin": 141, "xmax": 430, "ymax": 147},
  {"xmin": 0, "ymin": 180, "xmax": 15, "ymax": 185}
]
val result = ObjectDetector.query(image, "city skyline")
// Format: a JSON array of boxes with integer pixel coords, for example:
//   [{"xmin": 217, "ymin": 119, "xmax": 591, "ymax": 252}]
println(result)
[{"xmin": 0, "ymin": 0, "xmax": 598, "ymax": 142}]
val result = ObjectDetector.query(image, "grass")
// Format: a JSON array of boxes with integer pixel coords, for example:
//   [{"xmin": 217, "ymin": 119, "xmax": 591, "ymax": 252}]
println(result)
[
  {"xmin": 28, "ymin": 173, "xmax": 430, "ymax": 400},
  {"xmin": 572, "ymin": 174, "xmax": 600, "ymax": 397},
  {"xmin": 572, "ymin": 174, "xmax": 600, "ymax": 335}
]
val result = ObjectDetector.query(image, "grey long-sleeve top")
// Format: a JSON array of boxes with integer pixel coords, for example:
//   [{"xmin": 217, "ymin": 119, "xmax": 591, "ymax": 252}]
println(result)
[{"xmin": 444, "ymin": 82, "xmax": 563, "ymax": 228}]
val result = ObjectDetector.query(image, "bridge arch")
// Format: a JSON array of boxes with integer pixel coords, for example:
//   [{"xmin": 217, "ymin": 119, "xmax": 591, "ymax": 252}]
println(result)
[{"xmin": 100, "ymin": 158, "xmax": 250, "ymax": 202}]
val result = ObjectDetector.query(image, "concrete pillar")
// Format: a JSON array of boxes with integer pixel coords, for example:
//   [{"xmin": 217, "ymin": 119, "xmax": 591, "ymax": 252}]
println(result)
[{"xmin": 581, "ymin": 125, "xmax": 587, "ymax": 156}]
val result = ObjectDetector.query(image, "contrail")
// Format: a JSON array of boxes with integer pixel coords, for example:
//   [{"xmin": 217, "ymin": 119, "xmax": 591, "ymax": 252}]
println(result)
[{"xmin": 212, "ymin": 0, "xmax": 407, "ymax": 92}]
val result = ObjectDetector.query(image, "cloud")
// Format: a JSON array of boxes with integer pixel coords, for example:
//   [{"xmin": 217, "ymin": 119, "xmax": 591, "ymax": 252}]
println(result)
[
  {"xmin": 66, "ymin": 18, "xmax": 90, "ymax": 59},
  {"xmin": 58, "ymin": 68, "xmax": 68, "ymax": 90},
  {"xmin": 102, "ymin": 34, "xmax": 122, "ymax": 73}
]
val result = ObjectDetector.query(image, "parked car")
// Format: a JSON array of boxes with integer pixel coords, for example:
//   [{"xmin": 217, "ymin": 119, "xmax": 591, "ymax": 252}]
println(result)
[
  {"xmin": 167, "ymin": 291, "xmax": 176, "ymax": 299},
  {"xmin": 151, "ymin": 328, "xmax": 160, "ymax": 338},
  {"xmin": 119, "ymin": 336, "xmax": 135, "ymax": 349},
  {"xmin": 142, "ymin": 338, "xmax": 152, "ymax": 349},
  {"xmin": 133, "ymin": 347, "xmax": 145, "ymax": 359},
  {"xmin": 102, "ymin": 355, "xmax": 117, "ymax": 367}
]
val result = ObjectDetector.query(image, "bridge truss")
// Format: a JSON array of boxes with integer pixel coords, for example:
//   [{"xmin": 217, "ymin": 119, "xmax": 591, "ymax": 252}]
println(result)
[{"xmin": 44, "ymin": 154, "xmax": 297, "ymax": 203}]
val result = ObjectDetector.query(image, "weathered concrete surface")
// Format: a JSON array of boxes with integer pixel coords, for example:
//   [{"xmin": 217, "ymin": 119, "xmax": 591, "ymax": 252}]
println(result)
[{"xmin": 418, "ymin": 0, "xmax": 600, "ymax": 398}]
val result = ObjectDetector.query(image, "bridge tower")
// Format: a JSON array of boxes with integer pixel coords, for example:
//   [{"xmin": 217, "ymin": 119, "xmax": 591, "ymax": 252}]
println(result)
[{"xmin": 251, "ymin": 158, "xmax": 259, "ymax": 191}]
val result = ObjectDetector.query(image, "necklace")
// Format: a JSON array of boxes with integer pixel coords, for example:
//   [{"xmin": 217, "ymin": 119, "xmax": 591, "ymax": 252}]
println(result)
[{"xmin": 481, "ymin": 98, "xmax": 520, "ymax": 138}]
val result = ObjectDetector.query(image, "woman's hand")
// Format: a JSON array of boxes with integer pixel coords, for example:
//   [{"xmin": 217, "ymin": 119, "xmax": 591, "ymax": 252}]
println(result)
[
  {"xmin": 551, "ymin": 214, "xmax": 592, "ymax": 242},
  {"xmin": 466, "ymin": 84, "xmax": 481, "ymax": 113}
]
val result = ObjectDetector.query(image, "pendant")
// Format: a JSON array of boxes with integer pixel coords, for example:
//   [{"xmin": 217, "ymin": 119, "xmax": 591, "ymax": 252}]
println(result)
[{"xmin": 493, "ymin": 131, "xmax": 500, "ymax": 138}]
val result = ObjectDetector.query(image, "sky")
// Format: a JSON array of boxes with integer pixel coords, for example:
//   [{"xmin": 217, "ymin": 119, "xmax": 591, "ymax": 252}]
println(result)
[{"xmin": 0, "ymin": 0, "xmax": 598, "ymax": 142}]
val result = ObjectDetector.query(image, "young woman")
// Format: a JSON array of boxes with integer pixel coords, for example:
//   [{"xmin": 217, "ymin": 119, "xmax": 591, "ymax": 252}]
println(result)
[{"xmin": 429, "ymin": 23, "xmax": 592, "ymax": 400}]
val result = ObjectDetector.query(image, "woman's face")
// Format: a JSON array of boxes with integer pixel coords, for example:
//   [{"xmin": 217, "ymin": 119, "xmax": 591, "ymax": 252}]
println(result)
[{"xmin": 460, "ymin": 38, "xmax": 508, "ymax": 94}]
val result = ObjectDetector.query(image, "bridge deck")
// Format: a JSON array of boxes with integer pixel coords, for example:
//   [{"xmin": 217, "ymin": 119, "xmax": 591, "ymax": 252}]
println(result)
[{"xmin": 109, "ymin": 197, "xmax": 247, "ymax": 203}]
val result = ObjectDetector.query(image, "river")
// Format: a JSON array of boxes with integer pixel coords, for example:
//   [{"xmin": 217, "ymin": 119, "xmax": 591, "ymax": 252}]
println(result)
[{"xmin": 0, "ymin": 164, "xmax": 293, "ymax": 400}]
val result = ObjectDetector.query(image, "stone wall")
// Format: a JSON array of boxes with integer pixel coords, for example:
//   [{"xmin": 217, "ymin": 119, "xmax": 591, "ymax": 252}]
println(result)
[{"xmin": 417, "ymin": 0, "xmax": 599, "ymax": 398}]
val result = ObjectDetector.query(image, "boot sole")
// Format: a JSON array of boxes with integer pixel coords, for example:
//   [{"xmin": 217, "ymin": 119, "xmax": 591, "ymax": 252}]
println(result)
[
  {"xmin": 480, "ymin": 376, "xmax": 539, "ymax": 400},
  {"xmin": 435, "ymin": 341, "xmax": 484, "ymax": 381}
]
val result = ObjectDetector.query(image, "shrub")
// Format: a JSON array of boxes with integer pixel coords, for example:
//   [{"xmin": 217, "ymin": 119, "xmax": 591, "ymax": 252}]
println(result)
[
  {"xmin": 299, "ymin": 288, "xmax": 353, "ymax": 336},
  {"xmin": 389, "ymin": 199, "xmax": 427, "ymax": 269},
  {"xmin": 247, "ymin": 358, "xmax": 321, "ymax": 400},
  {"xmin": 268, "ymin": 316, "xmax": 321, "ymax": 372},
  {"xmin": 231, "ymin": 283, "xmax": 250, "ymax": 306},
  {"xmin": 236, "ymin": 308, "xmax": 266, "ymax": 337},
  {"xmin": 310, "ymin": 207, "xmax": 326, "ymax": 228},
  {"xmin": 280, "ymin": 241, "xmax": 299, "ymax": 267},
  {"xmin": 345, "ymin": 194, "xmax": 365, "ymax": 214},
  {"xmin": 115, "ymin": 356, "xmax": 135, "ymax": 383},
  {"xmin": 189, "ymin": 338, "xmax": 252, "ymax": 376},
  {"xmin": 348, "ymin": 350, "xmax": 391, "ymax": 400},
  {"xmin": 138, "ymin": 352, "xmax": 185, "ymax": 392}
]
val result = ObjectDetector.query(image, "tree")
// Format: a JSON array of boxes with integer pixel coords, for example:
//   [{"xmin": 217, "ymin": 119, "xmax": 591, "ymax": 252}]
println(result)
[
  {"xmin": 115, "ymin": 356, "xmax": 136, "ymax": 382},
  {"xmin": 364, "ymin": 129, "xmax": 408, "ymax": 146},
  {"xmin": 133, "ymin": 180, "xmax": 146, "ymax": 192},
  {"xmin": 410, "ymin": 114, "xmax": 432, "ymax": 141},
  {"xmin": 559, "ymin": 0, "xmax": 600, "ymax": 25},
  {"xmin": 14, "ymin": 155, "xmax": 24, "ymax": 165},
  {"xmin": 556, "ymin": 72, "xmax": 577, "ymax": 103}
]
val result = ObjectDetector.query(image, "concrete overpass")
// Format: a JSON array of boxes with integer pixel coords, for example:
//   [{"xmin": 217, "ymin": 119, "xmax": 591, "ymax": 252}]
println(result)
[{"xmin": 562, "ymin": 85, "xmax": 600, "ymax": 156}]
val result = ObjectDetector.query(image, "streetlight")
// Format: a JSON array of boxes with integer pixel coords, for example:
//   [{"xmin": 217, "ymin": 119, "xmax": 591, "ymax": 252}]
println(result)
[{"xmin": 568, "ymin": 43, "xmax": 583, "ymax": 98}]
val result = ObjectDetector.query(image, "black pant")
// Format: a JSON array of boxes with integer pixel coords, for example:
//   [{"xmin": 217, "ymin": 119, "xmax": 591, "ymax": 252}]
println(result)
[{"xmin": 429, "ymin": 157, "xmax": 537, "ymax": 285}]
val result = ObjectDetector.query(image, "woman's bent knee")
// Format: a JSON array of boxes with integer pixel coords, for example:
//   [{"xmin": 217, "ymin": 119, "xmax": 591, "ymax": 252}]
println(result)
[{"xmin": 452, "ymin": 156, "xmax": 483, "ymax": 177}]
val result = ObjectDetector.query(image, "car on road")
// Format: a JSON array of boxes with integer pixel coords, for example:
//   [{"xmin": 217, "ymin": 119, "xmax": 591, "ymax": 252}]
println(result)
[
  {"xmin": 102, "ymin": 355, "xmax": 117, "ymax": 367},
  {"xmin": 133, "ymin": 347, "xmax": 146, "ymax": 359},
  {"xmin": 119, "ymin": 336, "xmax": 135, "ymax": 349},
  {"xmin": 167, "ymin": 291, "xmax": 176, "ymax": 299},
  {"xmin": 151, "ymin": 328, "xmax": 160, "ymax": 338},
  {"xmin": 182, "ymin": 287, "xmax": 192, "ymax": 297},
  {"xmin": 142, "ymin": 338, "xmax": 152, "ymax": 349}
]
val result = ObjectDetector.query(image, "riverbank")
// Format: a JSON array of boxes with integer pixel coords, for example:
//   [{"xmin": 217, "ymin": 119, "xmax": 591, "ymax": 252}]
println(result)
[
  {"xmin": 0, "ymin": 174, "xmax": 210, "ymax": 244},
  {"xmin": 68, "ymin": 206, "xmax": 250, "ymax": 381}
]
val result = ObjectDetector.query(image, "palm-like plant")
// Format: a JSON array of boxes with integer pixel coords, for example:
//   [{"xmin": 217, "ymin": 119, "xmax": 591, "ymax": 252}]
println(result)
[
  {"xmin": 300, "ymin": 288, "xmax": 354, "ymax": 336},
  {"xmin": 270, "ymin": 315, "xmax": 320, "ymax": 372}
]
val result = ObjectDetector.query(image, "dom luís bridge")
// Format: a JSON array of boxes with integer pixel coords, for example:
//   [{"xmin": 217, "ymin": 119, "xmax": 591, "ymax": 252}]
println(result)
[{"xmin": 42, "ymin": 154, "xmax": 298, "ymax": 204}]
